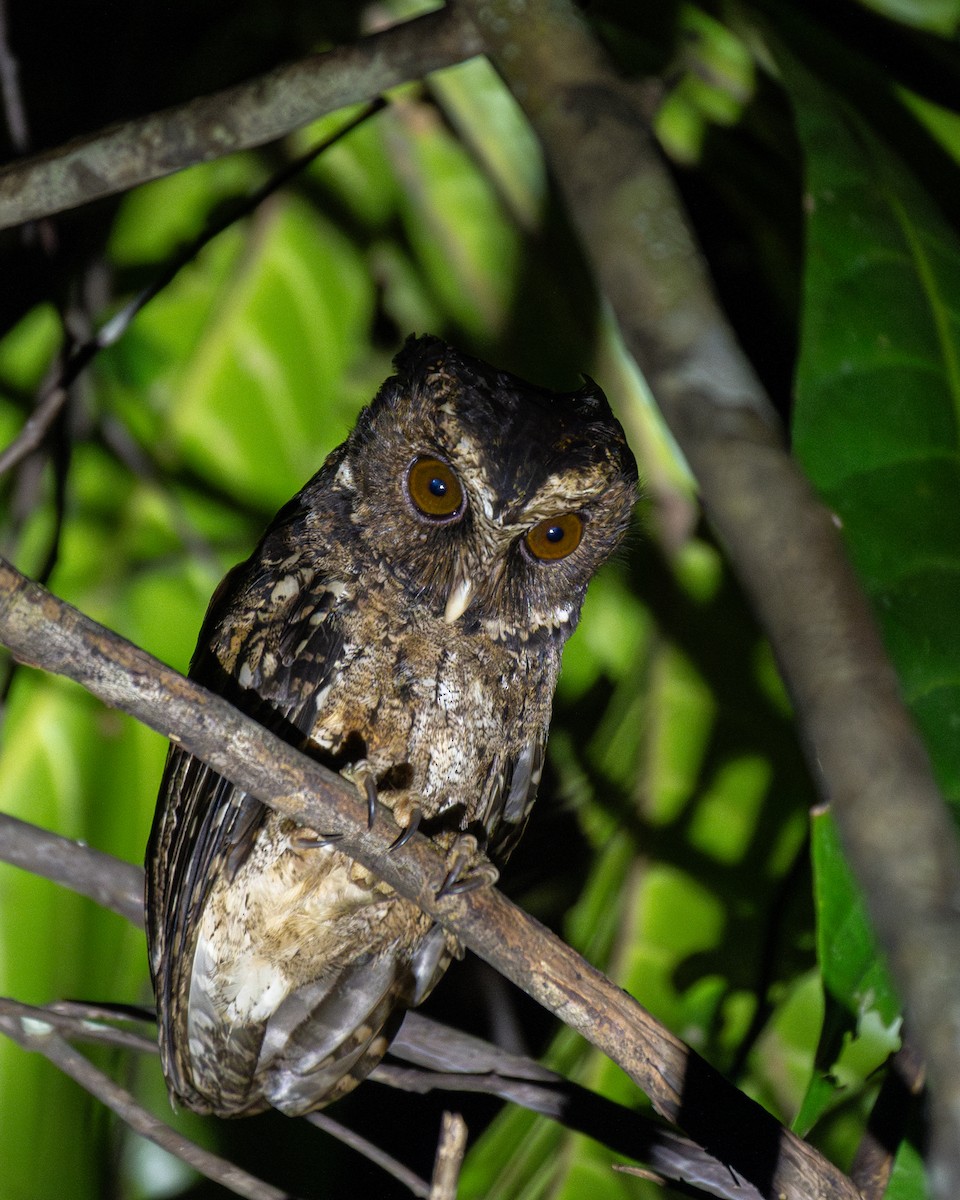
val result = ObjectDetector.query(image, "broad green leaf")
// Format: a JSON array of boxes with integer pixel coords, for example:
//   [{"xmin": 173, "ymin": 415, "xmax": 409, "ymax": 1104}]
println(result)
[
  {"xmin": 383, "ymin": 102, "xmax": 521, "ymax": 339},
  {"xmin": 788, "ymin": 58, "xmax": 960, "ymax": 809},
  {"xmin": 810, "ymin": 812, "xmax": 899, "ymax": 1027},
  {"xmin": 793, "ymin": 811, "xmax": 901, "ymax": 1133},
  {"xmin": 109, "ymin": 156, "xmax": 260, "ymax": 265},
  {"xmin": 784, "ymin": 47, "xmax": 945, "ymax": 1139},
  {"xmin": 886, "ymin": 1137, "xmax": 932, "ymax": 1199},
  {"xmin": 429, "ymin": 56, "xmax": 546, "ymax": 233},
  {"xmin": 853, "ymin": 0, "xmax": 960, "ymax": 35},
  {"xmin": 169, "ymin": 197, "xmax": 376, "ymax": 509}
]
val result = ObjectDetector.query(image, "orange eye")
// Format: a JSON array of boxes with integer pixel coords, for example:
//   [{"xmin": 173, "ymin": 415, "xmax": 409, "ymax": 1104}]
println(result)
[
  {"xmin": 406, "ymin": 457, "xmax": 464, "ymax": 520},
  {"xmin": 524, "ymin": 513, "xmax": 583, "ymax": 561}
]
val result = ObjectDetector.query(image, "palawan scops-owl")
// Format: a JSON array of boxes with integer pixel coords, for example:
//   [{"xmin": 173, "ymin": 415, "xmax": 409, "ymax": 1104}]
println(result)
[{"xmin": 146, "ymin": 334, "xmax": 638, "ymax": 1117}]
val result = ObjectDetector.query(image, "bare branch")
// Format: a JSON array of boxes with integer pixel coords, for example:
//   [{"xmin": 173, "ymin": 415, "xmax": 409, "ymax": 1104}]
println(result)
[
  {"xmin": 429, "ymin": 1112, "xmax": 467, "ymax": 1200},
  {"xmin": 0, "ymin": 384, "xmax": 68, "ymax": 477},
  {"xmin": 306, "ymin": 1111, "xmax": 431, "ymax": 1199},
  {"xmin": 461, "ymin": 0, "xmax": 960, "ymax": 1191},
  {"xmin": 0, "ymin": 8, "xmax": 481, "ymax": 231},
  {"xmin": 0, "ymin": 998, "xmax": 157, "ymax": 1055},
  {"xmin": 0, "ymin": 810, "xmax": 144, "ymax": 925},
  {"xmin": 0, "ymin": 558, "xmax": 858, "ymax": 1200},
  {"xmin": 0, "ymin": 998, "xmax": 300, "ymax": 1200}
]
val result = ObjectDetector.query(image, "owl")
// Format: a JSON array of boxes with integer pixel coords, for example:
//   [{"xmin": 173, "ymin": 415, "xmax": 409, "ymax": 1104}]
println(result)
[{"xmin": 145, "ymin": 334, "xmax": 638, "ymax": 1117}]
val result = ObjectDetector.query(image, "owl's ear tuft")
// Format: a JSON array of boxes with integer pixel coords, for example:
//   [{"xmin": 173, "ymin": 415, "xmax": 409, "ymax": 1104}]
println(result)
[{"xmin": 392, "ymin": 333, "xmax": 450, "ymax": 380}]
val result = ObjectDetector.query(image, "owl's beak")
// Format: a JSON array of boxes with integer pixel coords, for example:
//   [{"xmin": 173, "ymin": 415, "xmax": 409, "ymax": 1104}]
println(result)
[{"xmin": 444, "ymin": 575, "xmax": 474, "ymax": 624}]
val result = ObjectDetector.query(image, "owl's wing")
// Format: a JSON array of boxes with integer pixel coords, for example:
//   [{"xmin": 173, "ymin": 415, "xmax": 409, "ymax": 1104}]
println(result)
[
  {"xmin": 481, "ymin": 732, "xmax": 547, "ymax": 865},
  {"xmin": 145, "ymin": 562, "xmax": 350, "ymax": 1105}
]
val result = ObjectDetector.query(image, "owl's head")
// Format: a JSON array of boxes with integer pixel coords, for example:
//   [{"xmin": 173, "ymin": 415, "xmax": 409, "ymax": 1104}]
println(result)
[{"xmin": 323, "ymin": 335, "xmax": 638, "ymax": 643}]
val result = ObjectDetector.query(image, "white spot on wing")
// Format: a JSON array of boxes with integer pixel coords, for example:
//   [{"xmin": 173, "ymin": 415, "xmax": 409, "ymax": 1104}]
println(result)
[{"xmin": 271, "ymin": 574, "xmax": 301, "ymax": 605}]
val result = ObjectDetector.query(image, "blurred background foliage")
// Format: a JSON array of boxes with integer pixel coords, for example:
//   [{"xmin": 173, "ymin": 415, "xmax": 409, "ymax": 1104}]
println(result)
[{"xmin": 1, "ymin": 0, "xmax": 959, "ymax": 1197}]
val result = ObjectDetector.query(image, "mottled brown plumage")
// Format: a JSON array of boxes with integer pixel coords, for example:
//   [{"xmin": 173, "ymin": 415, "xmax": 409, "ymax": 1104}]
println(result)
[{"xmin": 145, "ymin": 335, "xmax": 637, "ymax": 1117}]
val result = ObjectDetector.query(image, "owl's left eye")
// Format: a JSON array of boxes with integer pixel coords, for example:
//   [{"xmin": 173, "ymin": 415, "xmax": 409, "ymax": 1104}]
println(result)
[
  {"xmin": 406, "ymin": 456, "xmax": 465, "ymax": 521},
  {"xmin": 524, "ymin": 513, "xmax": 583, "ymax": 561}
]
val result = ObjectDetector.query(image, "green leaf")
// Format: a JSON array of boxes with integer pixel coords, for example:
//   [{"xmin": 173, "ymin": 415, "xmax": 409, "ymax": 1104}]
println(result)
[
  {"xmin": 168, "ymin": 198, "xmax": 376, "ymax": 509},
  {"xmin": 794, "ymin": 811, "xmax": 901, "ymax": 1133},
  {"xmin": 788, "ymin": 57, "xmax": 960, "ymax": 810},
  {"xmin": 853, "ymin": 0, "xmax": 960, "ymax": 35},
  {"xmin": 886, "ymin": 1136, "xmax": 932, "ymax": 1199},
  {"xmin": 0, "ymin": 675, "xmax": 159, "ymax": 1200}
]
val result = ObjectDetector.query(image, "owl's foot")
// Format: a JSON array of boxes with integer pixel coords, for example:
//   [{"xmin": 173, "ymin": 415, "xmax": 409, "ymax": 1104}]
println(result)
[
  {"xmin": 340, "ymin": 760, "xmax": 379, "ymax": 830},
  {"xmin": 389, "ymin": 805, "xmax": 422, "ymax": 851},
  {"xmin": 436, "ymin": 835, "xmax": 499, "ymax": 899}
]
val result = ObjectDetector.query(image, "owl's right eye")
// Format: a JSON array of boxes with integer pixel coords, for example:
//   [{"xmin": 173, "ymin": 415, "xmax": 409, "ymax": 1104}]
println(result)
[{"xmin": 406, "ymin": 456, "xmax": 465, "ymax": 521}]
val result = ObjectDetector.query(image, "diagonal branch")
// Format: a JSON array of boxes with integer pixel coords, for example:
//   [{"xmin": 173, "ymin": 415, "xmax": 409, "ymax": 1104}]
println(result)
[
  {"xmin": 0, "ymin": 7, "xmax": 480, "ymax": 231},
  {"xmin": 0, "ymin": 558, "xmax": 858, "ymax": 1200}
]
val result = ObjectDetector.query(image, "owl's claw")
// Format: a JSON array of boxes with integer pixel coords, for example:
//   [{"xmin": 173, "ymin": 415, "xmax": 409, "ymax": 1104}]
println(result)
[
  {"xmin": 365, "ymin": 777, "xmax": 378, "ymax": 830},
  {"xmin": 293, "ymin": 831, "xmax": 343, "ymax": 849},
  {"xmin": 435, "ymin": 836, "xmax": 498, "ymax": 900},
  {"xmin": 340, "ymin": 760, "xmax": 379, "ymax": 830},
  {"xmin": 389, "ymin": 806, "xmax": 422, "ymax": 851}
]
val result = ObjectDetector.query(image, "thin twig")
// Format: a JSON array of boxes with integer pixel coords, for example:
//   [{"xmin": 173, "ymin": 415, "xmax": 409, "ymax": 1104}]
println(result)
[
  {"xmin": 306, "ymin": 1111, "xmax": 431, "ymax": 1199},
  {"xmin": 0, "ymin": 8, "xmax": 482, "ymax": 231},
  {"xmin": 0, "ymin": 0, "xmax": 29, "ymax": 155},
  {"xmin": 0, "ymin": 99, "xmax": 384, "ymax": 482},
  {"xmin": 0, "ymin": 1000, "xmax": 300, "ymax": 1200},
  {"xmin": 0, "ymin": 997, "xmax": 157, "ymax": 1055},
  {"xmin": 0, "ymin": 557, "xmax": 860, "ymax": 1200}
]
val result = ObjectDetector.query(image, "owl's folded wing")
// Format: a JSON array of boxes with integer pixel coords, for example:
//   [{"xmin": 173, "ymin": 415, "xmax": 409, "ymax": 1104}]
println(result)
[{"xmin": 145, "ymin": 562, "xmax": 351, "ymax": 1105}]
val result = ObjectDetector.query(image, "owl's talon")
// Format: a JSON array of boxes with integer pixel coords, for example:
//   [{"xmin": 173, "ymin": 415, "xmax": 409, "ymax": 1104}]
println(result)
[
  {"xmin": 292, "ymin": 831, "xmax": 342, "ymax": 849},
  {"xmin": 435, "ymin": 838, "xmax": 498, "ymax": 900},
  {"xmin": 340, "ymin": 760, "xmax": 380, "ymax": 830},
  {"xmin": 365, "ymin": 777, "xmax": 378, "ymax": 830},
  {"xmin": 439, "ymin": 870, "xmax": 493, "ymax": 897},
  {"xmin": 389, "ymin": 806, "xmax": 421, "ymax": 852}
]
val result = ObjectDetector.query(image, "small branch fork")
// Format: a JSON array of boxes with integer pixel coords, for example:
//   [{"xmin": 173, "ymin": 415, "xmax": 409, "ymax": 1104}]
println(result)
[{"xmin": 0, "ymin": 556, "xmax": 859, "ymax": 1200}]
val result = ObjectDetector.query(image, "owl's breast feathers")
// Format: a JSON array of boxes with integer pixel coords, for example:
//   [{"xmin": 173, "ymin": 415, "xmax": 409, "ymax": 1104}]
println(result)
[{"xmin": 147, "ymin": 535, "xmax": 555, "ymax": 1117}]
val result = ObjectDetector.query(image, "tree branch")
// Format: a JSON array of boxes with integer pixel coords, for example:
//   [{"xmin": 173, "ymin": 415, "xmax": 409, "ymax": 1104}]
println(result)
[
  {"xmin": 0, "ymin": 954, "xmax": 772, "ymax": 1199},
  {"xmin": 428, "ymin": 1112, "xmax": 467, "ymax": 1200},
  {"xmin": 459, "ymin": 0, "xmax": 960, "ymax": 1191},
  {"xmin": 0, "ymin": 810, "xmax": 144, "ymax": 925},
  {"xmin": 0, "ymin": 8, "xmax": 481, "ymax": 231},
  {"xmin": 0, "ymin": 998, "xmax": 298, "ymax": 1200},
  {"xmin": 0, "ymin": 557, "xmax": 857, "ymax": 1200}
]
